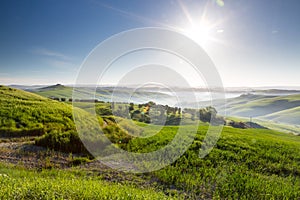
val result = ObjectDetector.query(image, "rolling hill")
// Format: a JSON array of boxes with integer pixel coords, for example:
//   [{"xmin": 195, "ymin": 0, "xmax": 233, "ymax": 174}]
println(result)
[
  {"xmin": 0, "ymin": 85, "xmax": 300, "ymax": 199},
  {"xmin": 0, "ymin": 85, "xmax": 76, "ymax": 137},
  {"xmin": 31, "ymin": 84, "xmax": 300, "ymax": 128},
  {"xmin": 216, "ymin": 94, "xmax": 300, "ymax": 134},
  {"xmin": 226, "ymin": 94, "xmax": 300, "ymax": 117},
  {"xmin": 32, "ymin": 84, "xmax": 74, "ymax": 98},
  {"xmin": 32, "ymin": 84, "xmax": 173, "ymax": 104},
  {"xmin": 180, "ymin": 93, "xmax": 300, "ymax": 133},
  {"xmin": 261, "ymin": 106, "xmax": 300, "ymax": 124}
]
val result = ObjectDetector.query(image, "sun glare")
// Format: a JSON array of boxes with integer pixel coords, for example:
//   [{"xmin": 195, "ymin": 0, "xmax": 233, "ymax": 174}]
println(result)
[
  {"xmin": 175, "ymin": 0, "xmax": 226, "ymax": 47},
  {"xmin": 183, "ymin": 21, "xmax": 212, "ymax": 46}
]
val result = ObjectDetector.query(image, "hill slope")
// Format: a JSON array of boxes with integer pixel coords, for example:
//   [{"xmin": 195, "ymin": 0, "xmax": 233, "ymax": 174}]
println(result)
[
  {"xmin": 0, "ymin": 85, "xmax": 135, "ymax": 153},
  {"xmin": 215, "ymin": 94, "xmax": 300, "ymax": 127},
  {"xmin": 0, "ymin": 85, "xmax": 75, "ymax": 137},
  {"xmin": 33, "ymin": 84, "xmax": 74, "ymax": 99},
  {"xmin": 261, "ymin": 106, "xmax": 300, "ymax": 124},
  {"xmin": 0, "ymin": 85, "xmax": 299, "ymax": 199},
  {"xmin": 227, "ymin": 94, "xmax": 300, "ymax": 117}
]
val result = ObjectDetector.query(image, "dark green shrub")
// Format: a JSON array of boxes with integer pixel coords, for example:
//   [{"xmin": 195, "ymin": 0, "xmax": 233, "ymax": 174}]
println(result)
[
  {"xmin": 0, "ymin": 127, "xmax": 45, "ymax": 137},
  {"xmin": 69, "ymin": 157, "xmax": 91, "ymax": 166},
  {"xmin": 35, "ymin": 130, "xmax": 88, "ymax": 154}
]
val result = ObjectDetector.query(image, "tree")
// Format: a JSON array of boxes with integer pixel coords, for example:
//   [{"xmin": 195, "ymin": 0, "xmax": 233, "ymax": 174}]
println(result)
[
  {"xmin": 178, "ymin": 107, "xmax": 181, "ymax": 115},
  {"xmin": 199, "ymin": 106, "xmax": 225, "ymax": 125},
  {"xmin": 129, "ymin": 103, "xmax": 134, "ymax": 111}
]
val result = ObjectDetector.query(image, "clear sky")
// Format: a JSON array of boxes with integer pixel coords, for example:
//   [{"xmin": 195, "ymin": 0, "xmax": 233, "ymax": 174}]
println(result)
[{"xmin": 0, "ymin": 0, "xmax": 300, "ymax": 87}]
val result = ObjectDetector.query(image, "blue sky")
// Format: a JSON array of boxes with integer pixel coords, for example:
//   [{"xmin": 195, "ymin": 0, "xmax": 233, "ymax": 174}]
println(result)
[{"xmin": 0, "ymin": 0, "xmax": 300, "ymax": 87}]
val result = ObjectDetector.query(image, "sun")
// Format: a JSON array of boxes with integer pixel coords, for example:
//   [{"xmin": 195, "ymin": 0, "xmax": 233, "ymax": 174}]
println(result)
[
  {"xmin": 174, "ymin": 0, "xmax": 224, "ymax": 47},
  {"xmin": 183, "ymin": 20, "xmax": 212, "ymax": 46}
]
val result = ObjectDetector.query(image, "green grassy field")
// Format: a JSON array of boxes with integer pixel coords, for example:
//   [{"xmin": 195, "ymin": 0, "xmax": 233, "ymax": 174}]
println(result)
[
  {"xmin": 0, "ymin": 164, "xmax": 173, "ymax": 200},
  {"xmin": 1, "ymin": 85, "xmax": 300, "ymax": 199},
  {"xmin": 126, "ymin": 124, "xmax": 300, "ymax": 199},
  {"xmin": 1, "ymin": 124, "xmax": 299, "ymax": 199}
]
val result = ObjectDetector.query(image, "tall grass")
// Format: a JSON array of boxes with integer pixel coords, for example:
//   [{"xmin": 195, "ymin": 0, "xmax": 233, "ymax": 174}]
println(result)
[
  {"xmin": 126, "ymin": 125, "xmax": 300, "ymax": 199},
  {"xmin": 0, "ymin": 164, "xmax": 174, "ymax": 200}
]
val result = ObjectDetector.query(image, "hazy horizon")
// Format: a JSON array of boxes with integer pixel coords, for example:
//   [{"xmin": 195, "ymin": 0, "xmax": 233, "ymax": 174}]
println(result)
[{"xmin": 5, "ymin": 83, "xmax": 300, "ymax": 90}]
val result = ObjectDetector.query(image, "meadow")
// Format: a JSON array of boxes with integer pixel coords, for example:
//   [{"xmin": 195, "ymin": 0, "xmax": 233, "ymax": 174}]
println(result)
[
  {"xmin": 0, "ymin": 85, "xmax": 300, "ymax": 199},
  {"xmin": 126, "ymin": 125, "xmax": 300, "ymax": 199},
  {"xmin": 1, "ymin": 124, "xmax": 299, "ymax": 199},
  {"xmin": 0, "ymin": 163, "xmax": 173, "ymax": 200}
]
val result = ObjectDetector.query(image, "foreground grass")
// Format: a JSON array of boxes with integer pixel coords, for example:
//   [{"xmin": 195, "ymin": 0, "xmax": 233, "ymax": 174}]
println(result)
[
  {"xmin": 127, "ymin": 125, "xmax": 300, "ymax": 199},
  {"xmin": 0, "ymin": 164, "xmax": 174, "ymax": 200},
  {"xmin": 1, "ymin": 125, "xmax": 299, "ymax": 199}
]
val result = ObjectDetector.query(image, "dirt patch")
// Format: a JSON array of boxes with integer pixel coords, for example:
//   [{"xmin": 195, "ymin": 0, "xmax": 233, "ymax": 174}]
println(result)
[{"xmin": 0, "ymin": 141, "xmax": 72, "ymax": 169}]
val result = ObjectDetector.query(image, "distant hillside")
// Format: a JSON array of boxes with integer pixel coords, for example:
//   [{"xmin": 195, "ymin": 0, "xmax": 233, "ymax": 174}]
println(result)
[
  {"xmin": 216, "ymin": 93, "xmax": 300, "ymax": 129},
  {"xmin": 213, "ymin": 94, "xmax": 277, "ymax": 114},
  {"xmin": 33, "ymin": 84, "xmax": 74, "ymax": 98},
  {"xmin": 183, "ymin": 93, "xmax": 300, "ymax": 129},
  {"xmin": 261, "ymin": 106, "xmax": 300, "ymax": 125},
  {"xmin": 32, "ymin": 84, "xmax": 173, "ymax": 103},
  {"xmin": 37, "ymin": 83, "xmax": 67, "ymax": 91},
  {"xmin": 30, "ymin": 84, "xmax": 300, "ymax": 127},
  {"xmin": 253, "ymin": 89, "xmax": 300, "ymax": 94},
  {"xmin": 227, "ymin": 94, "xmax": 300, "ymax": 118},
  {"xmin": 9, "ymin": 84, "xmax": 47, "ymax": 90}
]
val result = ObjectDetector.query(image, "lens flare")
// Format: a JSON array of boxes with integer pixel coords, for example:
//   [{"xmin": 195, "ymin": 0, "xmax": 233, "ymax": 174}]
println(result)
[{"xmin": 215, "ymin": 0, "xmax": 225, "ymax": 7}]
